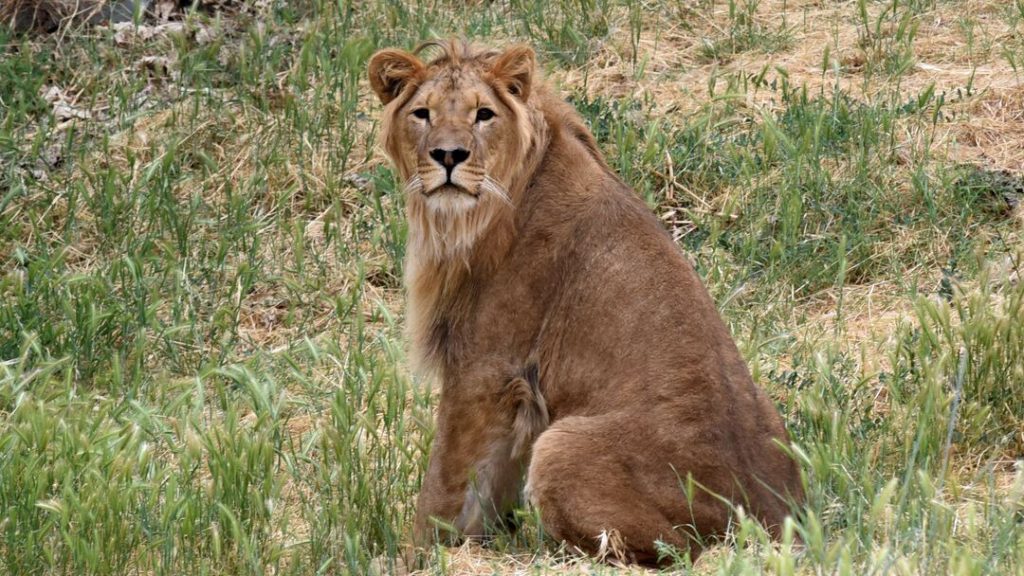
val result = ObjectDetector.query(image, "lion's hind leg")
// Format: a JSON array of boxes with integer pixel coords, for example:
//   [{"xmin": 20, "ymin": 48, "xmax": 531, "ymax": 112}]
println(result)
[{"xmin": 525, "ymin": 415, "xmax": 703, "ymax": 566}]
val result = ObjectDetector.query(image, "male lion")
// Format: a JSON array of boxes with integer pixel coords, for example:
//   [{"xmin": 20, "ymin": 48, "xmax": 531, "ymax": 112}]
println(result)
[{"xmin": 368, "ymin": 40, "xmax": 804, "ymax": 565}]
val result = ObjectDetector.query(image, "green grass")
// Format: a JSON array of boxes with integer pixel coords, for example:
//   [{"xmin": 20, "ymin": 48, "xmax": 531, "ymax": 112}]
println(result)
[{"xmin": 1, "ymin": 0, "xmax": 1023, "ymax": 574}]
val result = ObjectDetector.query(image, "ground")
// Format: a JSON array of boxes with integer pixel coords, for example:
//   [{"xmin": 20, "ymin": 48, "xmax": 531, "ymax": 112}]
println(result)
[{"xmin": 0, "ymin": 0, "xmax": 1022, "ymax": 574}]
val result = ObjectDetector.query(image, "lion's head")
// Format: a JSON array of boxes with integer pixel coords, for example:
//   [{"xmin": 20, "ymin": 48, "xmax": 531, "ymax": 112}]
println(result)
[{"xmin": 369, "ymin": 40, "xmax": 548, "ymax": 263}]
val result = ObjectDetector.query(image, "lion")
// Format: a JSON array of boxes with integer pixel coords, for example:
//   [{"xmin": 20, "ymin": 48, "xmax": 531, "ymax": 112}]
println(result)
[{"xmin": 367, "ymin": 39, "xmax": 804, "ymax": 565}]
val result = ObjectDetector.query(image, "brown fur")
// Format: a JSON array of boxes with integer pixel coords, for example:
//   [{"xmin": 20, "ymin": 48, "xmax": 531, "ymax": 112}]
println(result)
[{"xmin": 368, "ymin": 40, "xmax": 804, "ymax": 565}]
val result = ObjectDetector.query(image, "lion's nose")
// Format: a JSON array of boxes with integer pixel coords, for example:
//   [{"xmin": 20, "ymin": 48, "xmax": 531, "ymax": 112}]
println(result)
[{"xmin": 429, "ymin": 147, "xmax": 471, "ymax": 169}]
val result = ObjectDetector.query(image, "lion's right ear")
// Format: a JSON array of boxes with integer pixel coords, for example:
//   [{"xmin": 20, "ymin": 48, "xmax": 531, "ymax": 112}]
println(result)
[
  {"xmin": 490, "ymin": 45, "xmax": 535, "ymax": 101},
  {"xmin": 368, "ymin": 49, "xmax": 425, "ymax": 105}
]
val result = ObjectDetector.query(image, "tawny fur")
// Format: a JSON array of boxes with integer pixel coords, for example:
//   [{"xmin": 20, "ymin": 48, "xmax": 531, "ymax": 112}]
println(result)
[{"xmin": 368, "ymin": 39, "xmax": 804, "ymax": 565}]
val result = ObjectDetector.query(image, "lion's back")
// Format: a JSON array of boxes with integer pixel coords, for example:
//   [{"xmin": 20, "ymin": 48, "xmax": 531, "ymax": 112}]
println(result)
[{"xmin": 525, "ymin": 178, "xmax": 803, "ymax": 514}]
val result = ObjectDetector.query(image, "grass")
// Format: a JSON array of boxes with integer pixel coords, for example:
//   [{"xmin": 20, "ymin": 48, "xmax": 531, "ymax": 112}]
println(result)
[
  {"xmin": 1, "ymin": 0, "xmax": 1023, "ymax": 573},
  {"xmin": 696, "ymin": 0, "xmax": 793, "ymax": 63}
]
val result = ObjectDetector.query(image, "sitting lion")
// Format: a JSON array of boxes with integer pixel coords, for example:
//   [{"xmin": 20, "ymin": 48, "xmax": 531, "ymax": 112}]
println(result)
[{"xmin": 368, "ymin": 39, "xmax": 804, "ymax": 565}]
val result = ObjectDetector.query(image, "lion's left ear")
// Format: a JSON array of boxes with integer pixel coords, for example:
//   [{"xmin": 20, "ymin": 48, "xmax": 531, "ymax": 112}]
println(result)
[
  {"xmin": 490, "ymin": 45, "xmax": 535, "ymax": 101},
  {"xmin": 368, "ymin": 49, "xmax": 425, "ymax": 105}
]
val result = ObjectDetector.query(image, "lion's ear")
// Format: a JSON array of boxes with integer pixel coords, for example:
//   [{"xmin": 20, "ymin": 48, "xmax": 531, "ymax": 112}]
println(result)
[
  {"xmin": 368, "ymin": 49, "xmax": 425, "ymax": 105},
  {"xmin": 490, "ymin": 45, "xmax": 535, "ymax": 101}
]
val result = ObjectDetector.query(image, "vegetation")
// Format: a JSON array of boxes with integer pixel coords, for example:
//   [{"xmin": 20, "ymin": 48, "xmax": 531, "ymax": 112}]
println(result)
[{"xmin": 1, "ymin": 0, "xmax": 1022, "ymax": 573}]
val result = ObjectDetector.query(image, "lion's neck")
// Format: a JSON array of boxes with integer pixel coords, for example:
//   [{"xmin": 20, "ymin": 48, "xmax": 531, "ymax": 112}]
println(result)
[{"xmin": 403, "ymin": 206, "xmax": 515, "ymax": 376}]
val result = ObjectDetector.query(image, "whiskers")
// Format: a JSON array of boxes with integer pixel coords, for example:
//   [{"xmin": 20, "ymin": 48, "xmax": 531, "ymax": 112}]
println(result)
[
  {"xmin": 480, "ymin": 175, "xmax": 512, "ymax": 206},
  {"xmin": 404, "ymin": 172, "xmax": 509, "ymax": 208},
  {"xmin": 404, "ymin": 174, "xmax": 424, "ymax": 195}
]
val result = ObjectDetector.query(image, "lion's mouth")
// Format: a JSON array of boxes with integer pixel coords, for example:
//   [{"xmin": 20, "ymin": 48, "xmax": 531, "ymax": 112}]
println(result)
[
  {"xmin": 423, "ymin": 183, "xmax": 479, "ymax": 198},
  {"xmin": 404, "ymin": 174, "xmax": 508, "ymax": 205}
]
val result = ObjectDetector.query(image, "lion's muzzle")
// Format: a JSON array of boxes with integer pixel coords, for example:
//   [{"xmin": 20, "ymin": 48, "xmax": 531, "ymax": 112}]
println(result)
[{"xmin": 429, "ymin": 147, "xmax": 471, "ymax": 179}]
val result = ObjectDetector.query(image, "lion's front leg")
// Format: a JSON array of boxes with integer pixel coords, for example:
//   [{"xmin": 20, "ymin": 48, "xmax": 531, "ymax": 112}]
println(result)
[
  {"xmin": 414, "ymin": 435, "xmax": 526, "ymax": 545},
  {"xmin": 412, "ymin": 434, "xmax": 473, "ymax": 546},
  {"xmin": 413, "ymin": 373, "xmax": 549, "ymax": 546},
  {"xmin": 412, "ymin": 389, "xmax": 500, "ymax": 546}
]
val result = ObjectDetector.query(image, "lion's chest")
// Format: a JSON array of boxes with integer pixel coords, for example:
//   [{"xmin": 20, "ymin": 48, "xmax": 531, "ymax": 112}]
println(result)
[{"xmin": 407, "ymin": 256, "xmax": 551, "ymax": 386}]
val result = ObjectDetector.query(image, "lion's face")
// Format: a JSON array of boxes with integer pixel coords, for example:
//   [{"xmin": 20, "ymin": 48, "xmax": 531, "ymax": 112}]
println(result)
[
  {"xmin": 396, "ymin": 72, "xmax": 517, "ymax": 202},
  {"xmin": 369, "ymin": 42, "xmax": 542, "ymax": 261}
]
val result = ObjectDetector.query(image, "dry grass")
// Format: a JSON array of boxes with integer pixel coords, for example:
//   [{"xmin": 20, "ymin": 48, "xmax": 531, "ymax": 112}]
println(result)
[
  {"xmin": 561, "ymin": 0, "xmax": 1024, "ymax": 174},
  {"xmin": 1, "ymin": 0, "xmax": 112, "ymax": 31}
]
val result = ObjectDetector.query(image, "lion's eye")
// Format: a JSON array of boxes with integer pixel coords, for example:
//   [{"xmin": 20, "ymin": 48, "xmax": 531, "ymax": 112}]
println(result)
[
  {"xmin": 475, "ymin": 107, "xmax": 496, "ymax": 122},
  {"xmin": 412, "ymin": 108, "xmax": 430, "ymax": 120}
]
